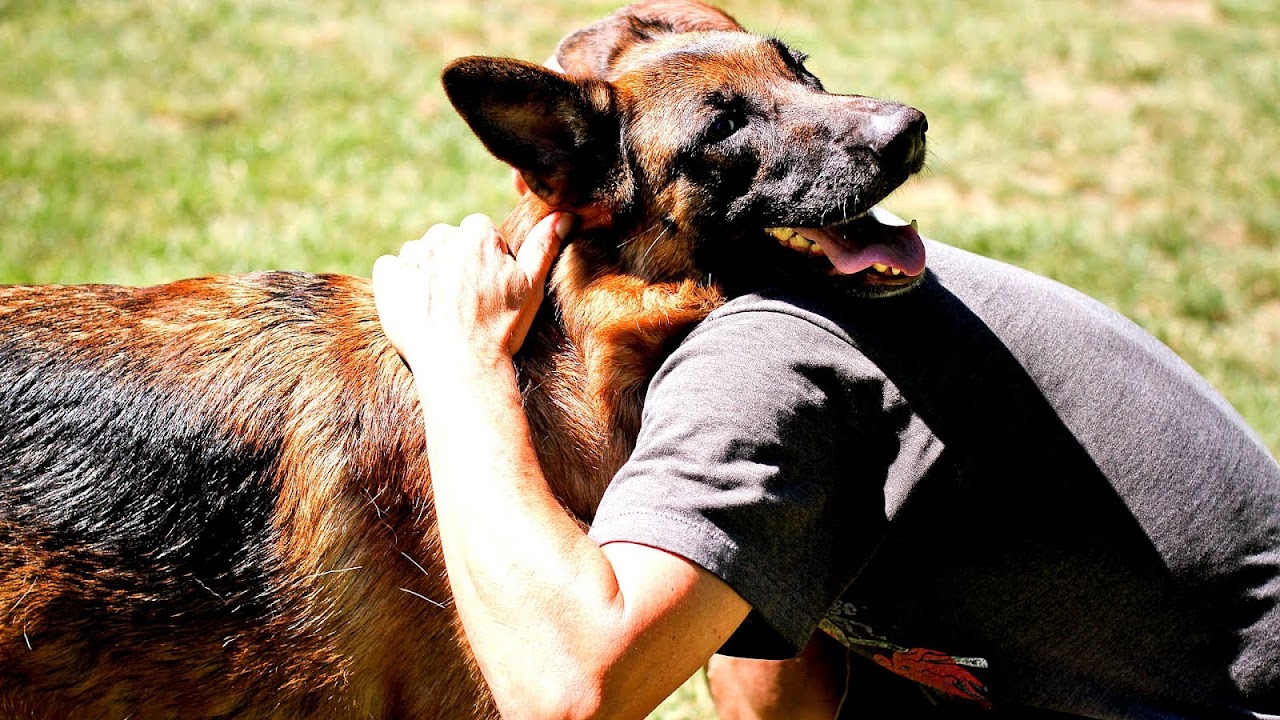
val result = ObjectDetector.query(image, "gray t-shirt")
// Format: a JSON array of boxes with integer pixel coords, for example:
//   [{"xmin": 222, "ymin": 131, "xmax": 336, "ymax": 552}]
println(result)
[{"xmin": 588, "ymin": 240, "xmax": 1280, "ymax": 719}]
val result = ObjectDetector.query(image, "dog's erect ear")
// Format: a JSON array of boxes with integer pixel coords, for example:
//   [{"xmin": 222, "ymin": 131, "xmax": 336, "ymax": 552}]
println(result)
[
  {"xmin": 554, "ymin": 0, "xmax": 743, "ymax": 79},
  {"xmin": 442, "ymin": 57, "xmax": 620, "ymax": 209}
]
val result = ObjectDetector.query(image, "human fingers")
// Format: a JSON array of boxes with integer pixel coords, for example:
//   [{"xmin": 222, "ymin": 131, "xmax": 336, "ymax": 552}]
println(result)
[
  {"xmin": 458, "ymin": 213, "xmax": 506, "ymax": 255},
  {"xmin": 371, "ymin": 253, "xmax": 399, "ymax": 289},
  {"xmin": 398, "ymin": 222, "xmax": 454, "ymax": 267},
  {"xmin": 372, "ymin": 254, "xmax": 419, "ymax": 360}
]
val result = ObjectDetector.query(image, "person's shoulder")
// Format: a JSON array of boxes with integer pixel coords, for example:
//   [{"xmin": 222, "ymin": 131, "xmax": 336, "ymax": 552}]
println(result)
[
  {"xmin": 689, "ymin": 290, "xmax": 859, "ymax": 349},
  {"xmin": 923, "ymin": 238, "xmax": 1120, "ymax": 314},
  {"xmin": 648, "ymin": 289, "xmax": 889, "ymax": 410},
  {"xmin": 923, "ymin": 238, "xmax": 1059, "ymax": 291}
]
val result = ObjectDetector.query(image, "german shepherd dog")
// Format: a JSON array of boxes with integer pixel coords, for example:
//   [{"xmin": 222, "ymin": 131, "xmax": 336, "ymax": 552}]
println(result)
[{"xmin": 0, "ymin": 1, "xmax": 926, "ymax": 716}]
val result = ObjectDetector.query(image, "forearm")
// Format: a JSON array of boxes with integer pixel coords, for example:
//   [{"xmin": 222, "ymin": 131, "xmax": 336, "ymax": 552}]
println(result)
[{"xmin": 411, "ymin": 351, "xmax": 629, "ymax": 718}]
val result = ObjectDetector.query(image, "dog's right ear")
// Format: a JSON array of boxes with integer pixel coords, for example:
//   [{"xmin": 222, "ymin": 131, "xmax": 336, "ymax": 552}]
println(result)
[
  {"xmin": 554, "ymin": 0, "xmax": 744, "ymax": 79},
  {"xmin": 442, "ymin": 57, "xmax": 620, "ymax": 209}
]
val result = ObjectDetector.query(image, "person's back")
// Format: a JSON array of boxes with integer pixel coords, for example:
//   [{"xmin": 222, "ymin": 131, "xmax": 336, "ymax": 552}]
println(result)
[{"xmin": 591, "ymin": 238, "xmax": 1280, "ymax": 718}]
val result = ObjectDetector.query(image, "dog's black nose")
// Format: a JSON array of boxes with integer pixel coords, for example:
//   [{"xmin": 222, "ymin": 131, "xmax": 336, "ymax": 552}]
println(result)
[{"xmin": 873, "ymin": 106, "xmax": 928, "ymax": 172}]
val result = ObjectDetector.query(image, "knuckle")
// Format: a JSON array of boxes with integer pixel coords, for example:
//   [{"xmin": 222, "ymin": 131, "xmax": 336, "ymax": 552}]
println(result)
[{"xmin": 423, "ymin": 223, "xmax": 455, "ymax": 242}]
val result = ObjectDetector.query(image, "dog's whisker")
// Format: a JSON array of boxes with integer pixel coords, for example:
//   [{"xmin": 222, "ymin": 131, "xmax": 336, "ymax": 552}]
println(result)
[
  {"xmin": 365, "ymin": 486, "xmax": 402, "ymax": 543},
  {"xmin": 521, "ymin": 378, "xmax": 547, "ymax": 398},
  {"xmin": 619, "ymin": 220, "xmax": 664, "ymax": 252},
  {"xmin": 639, "ymin": 222, "xmax": 672, "ymax": 268},
  {"xmin": 363, "ymin": 487, "xmax": 385, "ymax": 517},
  {"xmin": 304, "ymin": 566, "xmax": 363, "ymax": 580},
  {"xmin": 399, "ymin": 586, "xmax": 450, "ymax": 609},
  {"xmin": 642, "ymin": 232, "xmax": 663, "ymax": 259},
  {"xmin": 400, "ymin": 552, "xmax": 431, "ymax": 577},
  {"xmin": 193, "ymin": 577, "xmax": 224, "ymax": 601},
  {"xmin": 9, "ymin": 577, "xmax": 36, "ymax": 614}
]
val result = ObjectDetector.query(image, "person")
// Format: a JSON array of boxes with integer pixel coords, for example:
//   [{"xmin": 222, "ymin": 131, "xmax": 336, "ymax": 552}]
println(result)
[{"xmin": 372, "ymin": 210, "xmax": 1280, "ymax": 720}]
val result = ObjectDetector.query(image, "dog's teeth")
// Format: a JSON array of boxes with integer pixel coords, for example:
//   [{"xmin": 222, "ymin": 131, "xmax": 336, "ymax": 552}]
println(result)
[
  {"xmin": 871, "ymin": 263, "xmax": 890, "ymax": 274},
  {"xmin": 767, "ymin": 227, "xmax": 828, "ymax": 257},
  {"xmin": 890, "ymin": 267, "xmax": 903, "ymax": 276},
  {"xmin": 910, "ymin": 219, "xmax": 919, "ymax": 231}
]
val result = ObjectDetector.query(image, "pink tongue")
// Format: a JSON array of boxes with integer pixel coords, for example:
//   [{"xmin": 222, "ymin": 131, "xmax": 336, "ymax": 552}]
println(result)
[{"xmin": 802, "ymin": 214, "xmax": 927, "ymax": 277}]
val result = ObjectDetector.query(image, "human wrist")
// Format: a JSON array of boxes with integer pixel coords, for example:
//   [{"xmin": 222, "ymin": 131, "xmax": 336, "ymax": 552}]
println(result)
[
  {"xmin": 399, "ymin": 329, "xmax": 506, "ymax": 374},
  {"xmin": 409, "ymin": 345, "xmax": 517, "ymax": 401}
]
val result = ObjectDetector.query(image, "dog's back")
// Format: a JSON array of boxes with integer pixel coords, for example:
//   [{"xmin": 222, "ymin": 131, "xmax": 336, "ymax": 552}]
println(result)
[{"xmin": 0, "ymin": 275, "xmax": 493, "ymax": 718}]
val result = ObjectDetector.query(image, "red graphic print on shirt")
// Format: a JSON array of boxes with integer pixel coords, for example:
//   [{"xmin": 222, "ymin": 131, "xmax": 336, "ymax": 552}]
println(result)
[{"xmin": 820, "ymin": 601, "xmax": 991, "ymax": 708}]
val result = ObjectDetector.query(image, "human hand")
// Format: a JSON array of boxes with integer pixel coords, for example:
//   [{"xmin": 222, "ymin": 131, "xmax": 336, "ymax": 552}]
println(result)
[{"xmin": 372, "ymin": 212, "xmax": 572, "ymax": 370}]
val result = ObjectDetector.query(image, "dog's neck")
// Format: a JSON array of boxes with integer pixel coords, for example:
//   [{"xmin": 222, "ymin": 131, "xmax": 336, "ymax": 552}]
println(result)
[{"xmin": 499, "ymin": 193, "xmax": 723, "ymax": 522}]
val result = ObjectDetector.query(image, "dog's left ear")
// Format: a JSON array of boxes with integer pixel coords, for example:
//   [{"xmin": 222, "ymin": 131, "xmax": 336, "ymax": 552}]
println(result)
[{"xmin": 443, "ymin": 57, "xmax": 620, "ymax": 209}]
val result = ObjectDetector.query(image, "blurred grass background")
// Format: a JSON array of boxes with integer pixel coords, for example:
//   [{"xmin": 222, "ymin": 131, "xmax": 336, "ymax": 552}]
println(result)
[{"xmin": 1, "ymin": 1, "xmax": 1277, "ymax": 716}]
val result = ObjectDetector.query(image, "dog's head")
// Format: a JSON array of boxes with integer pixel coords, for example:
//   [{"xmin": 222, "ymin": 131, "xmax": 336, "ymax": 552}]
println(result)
[{"xmin": 442, "ymin": 0, "xmax": 928, "ymax": 293}]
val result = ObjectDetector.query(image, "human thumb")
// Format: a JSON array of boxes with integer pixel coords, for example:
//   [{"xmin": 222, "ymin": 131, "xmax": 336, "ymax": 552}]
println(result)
[{"xmin": 516, "ymin": 212, "xmax": 573, "ymax": 287}]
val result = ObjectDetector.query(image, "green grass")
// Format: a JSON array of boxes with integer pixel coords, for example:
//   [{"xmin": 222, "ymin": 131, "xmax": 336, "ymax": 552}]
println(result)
[{"xmin": 2, "ymin": 1, "xmax": 1278, "ymax": 716}]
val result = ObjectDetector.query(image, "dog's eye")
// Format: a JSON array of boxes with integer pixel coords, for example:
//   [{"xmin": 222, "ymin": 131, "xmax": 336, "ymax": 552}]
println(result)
[{"xmin": 704, "ymin": 113, "xmax": 744, "ymax": 144}]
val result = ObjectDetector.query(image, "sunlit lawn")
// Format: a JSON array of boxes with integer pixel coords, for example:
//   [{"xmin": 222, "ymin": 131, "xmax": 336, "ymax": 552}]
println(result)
[{"xmin": 2, "ymin": 1, "xmax": 1277, "ymax": 716}]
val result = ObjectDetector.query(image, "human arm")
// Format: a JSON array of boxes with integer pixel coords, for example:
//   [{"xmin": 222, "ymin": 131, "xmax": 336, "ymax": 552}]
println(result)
[{"xmin": 372, "ymin": 214, "xmax": 751, "ymax": 720}]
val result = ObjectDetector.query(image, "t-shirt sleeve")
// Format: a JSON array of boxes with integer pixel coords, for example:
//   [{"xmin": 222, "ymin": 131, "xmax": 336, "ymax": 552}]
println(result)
[{"xmin": 587, "ymin": 307, "xmax": 896, "ymax": 658}]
